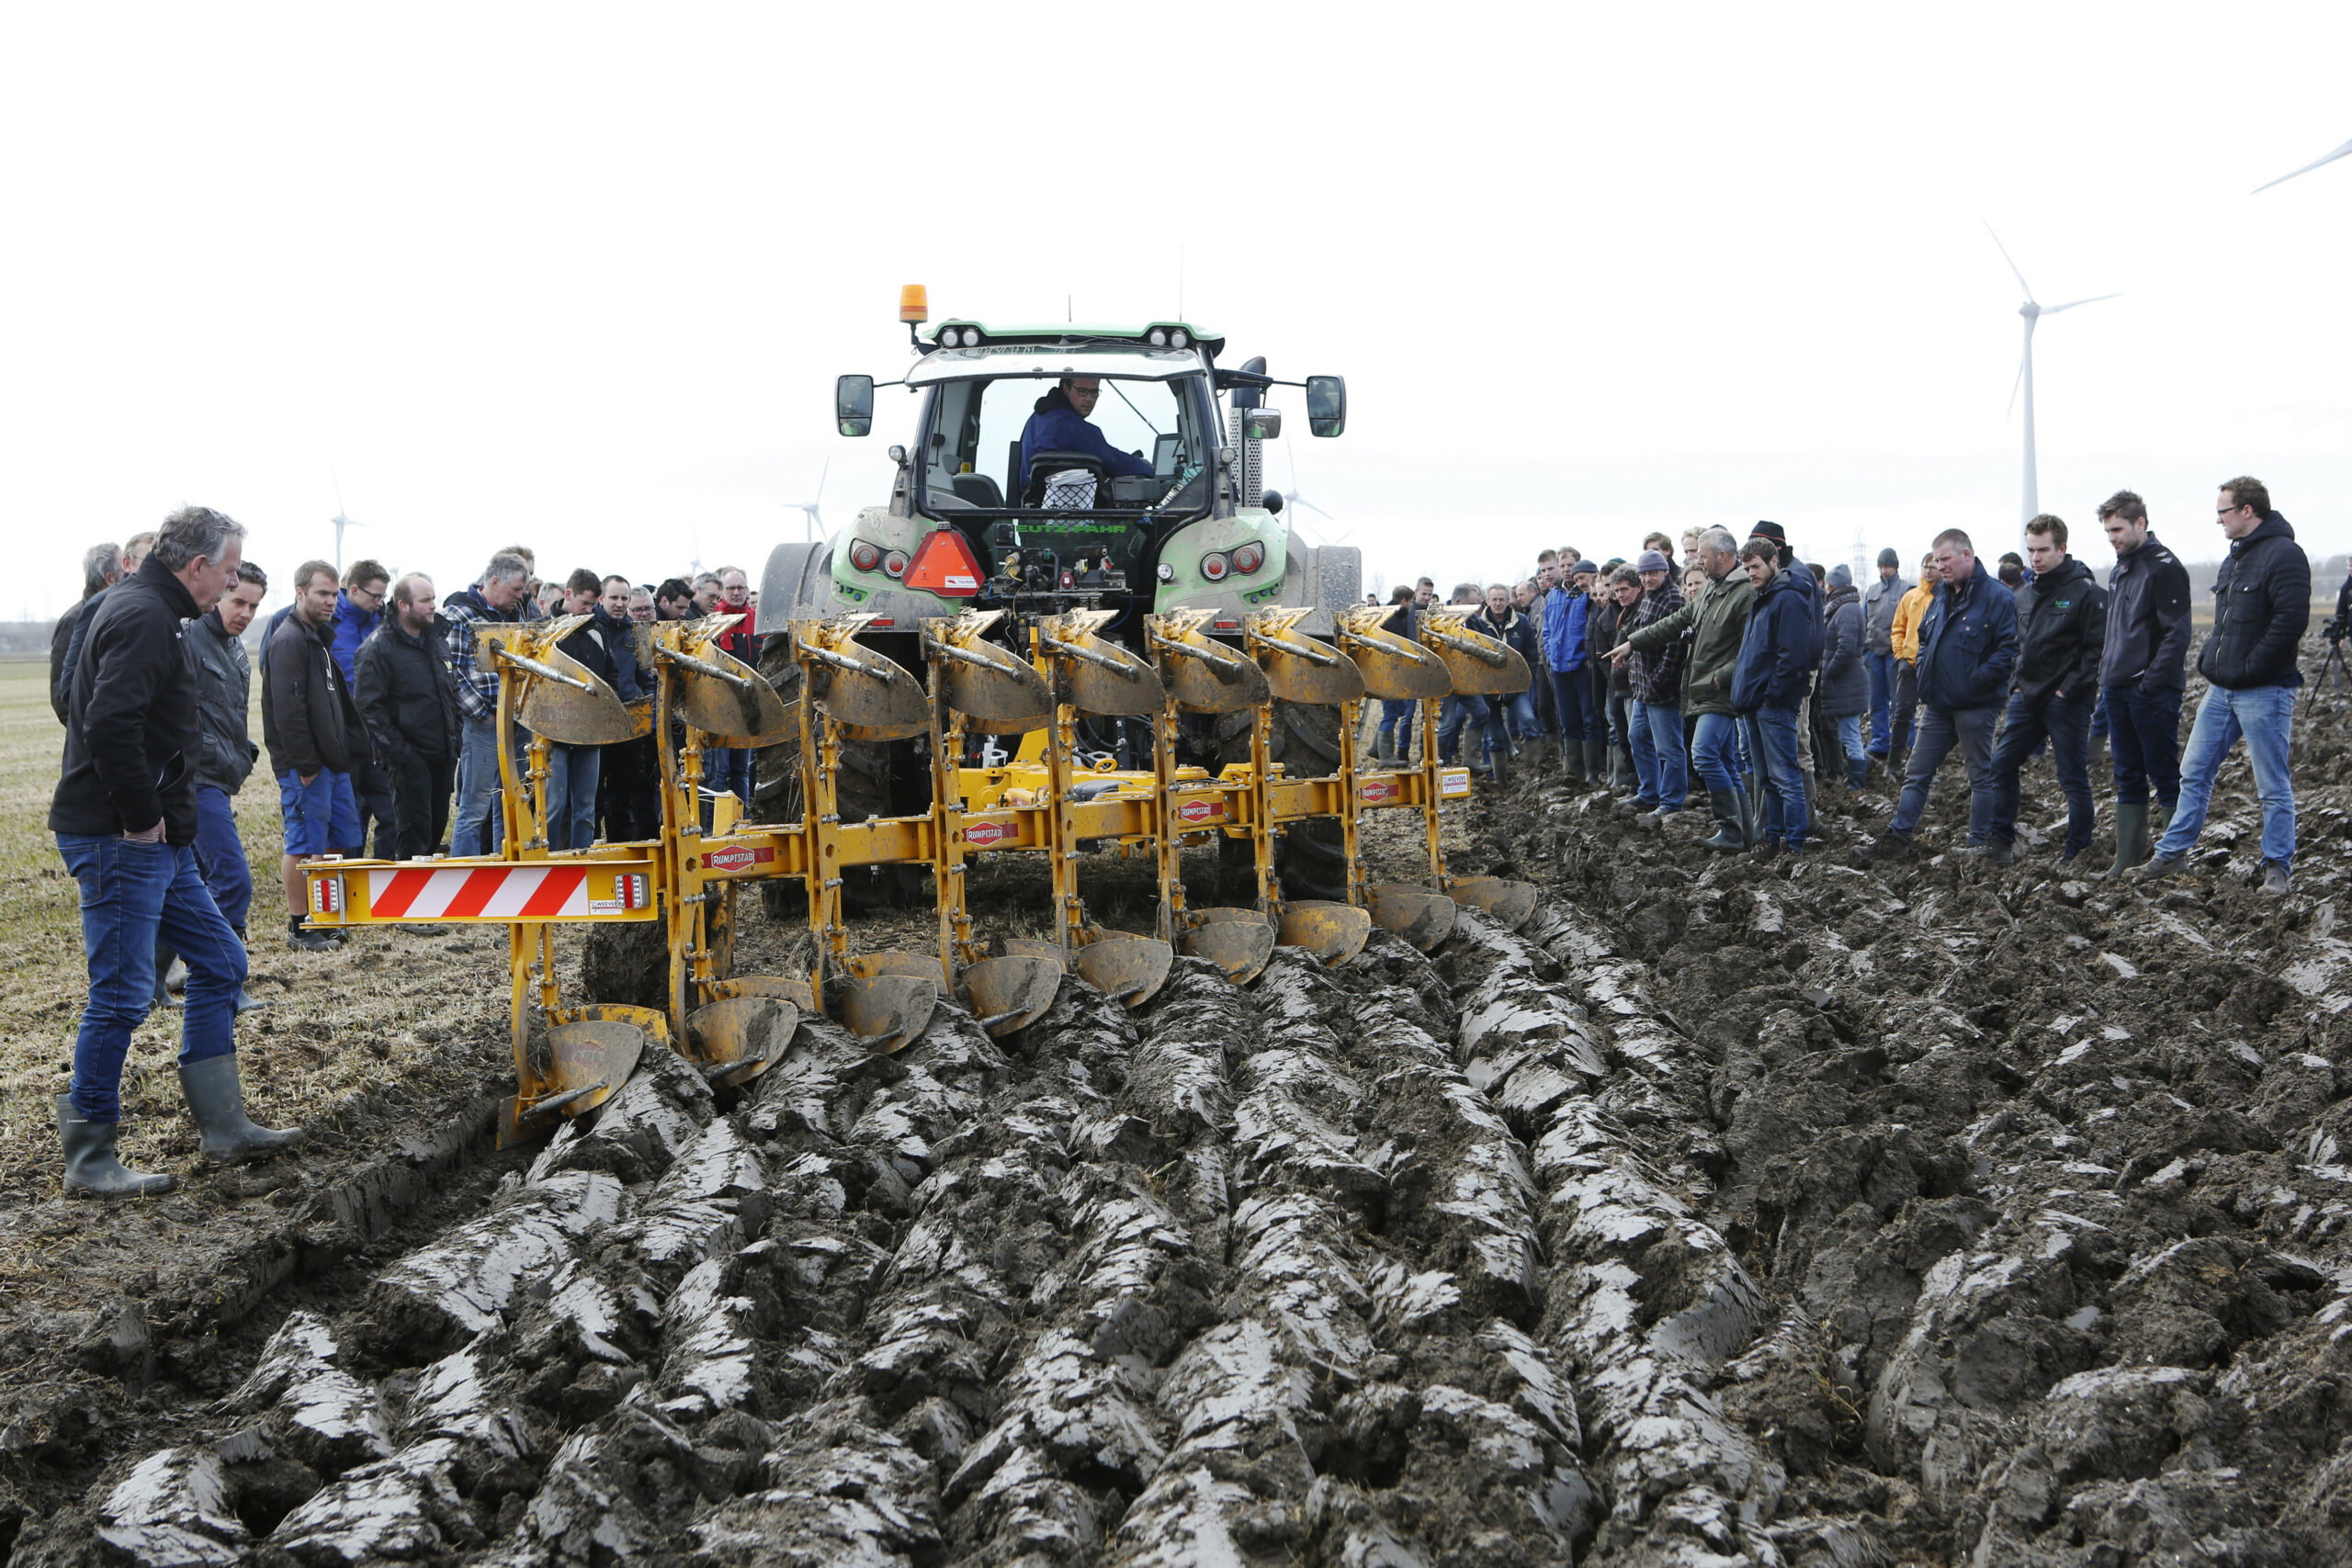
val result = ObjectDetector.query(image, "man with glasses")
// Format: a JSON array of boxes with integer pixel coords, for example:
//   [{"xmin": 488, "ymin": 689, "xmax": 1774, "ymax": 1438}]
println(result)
[
  {"xmin": 1019, "ymin": 377, "xmax": 1155, "ymax": 494},
  {"xmin": 2135, "ymin": 477, "xmax": 2309, "ymax": 896}
]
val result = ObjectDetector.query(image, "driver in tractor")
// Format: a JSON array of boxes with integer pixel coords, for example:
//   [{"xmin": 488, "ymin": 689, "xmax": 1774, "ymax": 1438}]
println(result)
[{"xmin": 1019, "ymin": 377, "xmax": 1156, "ymax": 494}]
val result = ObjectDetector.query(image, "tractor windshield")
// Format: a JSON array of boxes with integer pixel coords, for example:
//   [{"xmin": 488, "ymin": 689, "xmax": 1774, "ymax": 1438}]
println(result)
[{"xmin": 916, "ymin": 366, "xmax": 1216, "ymax": 522}]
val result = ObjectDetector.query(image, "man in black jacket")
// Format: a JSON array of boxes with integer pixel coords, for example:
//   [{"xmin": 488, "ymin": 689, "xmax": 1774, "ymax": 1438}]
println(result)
[
  {"xmin": 182, "ymin": 559, "xmax": 270, "ymax": 1014},
  {"xmin": 51, "ymin": 542, "xmax": 121, "ymax": 724},
  {"xmin": 1985, "ymin": 515, "xmax": 2107, "ymax": 865},
  {"xmin": 354, "ymin": 574, "xmax": 464, "ymax": 860},
  {"xmin": 2139, "ymin": 477, "xmax": 2310, "ymax": 895},
  {"xmin": 2094, "ymin": 490, "xmax": 2192, "ymax": 875},
  {"xmin": 50, "ymin": 507, "xmax": 303, "ymax": 1198},
  {"xmin": 263, "ymin": 560, "xmax": 365, "ymax": 952}
]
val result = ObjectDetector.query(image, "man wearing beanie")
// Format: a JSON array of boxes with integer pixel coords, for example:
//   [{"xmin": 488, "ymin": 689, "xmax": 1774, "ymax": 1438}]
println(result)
[{"xmin": 1863, "ymin": 547, "xmax": 1910, "ymax": 768}]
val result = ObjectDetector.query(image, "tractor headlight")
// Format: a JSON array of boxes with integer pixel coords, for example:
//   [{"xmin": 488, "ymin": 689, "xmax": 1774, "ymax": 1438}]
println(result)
[
  {"xmin": 1156, "ymin": 562, "xmax": 1175, "ymax": 582},
  {"xmin": 1169, "ymin": 329, "xmax": 1189, "ymax": 349}
]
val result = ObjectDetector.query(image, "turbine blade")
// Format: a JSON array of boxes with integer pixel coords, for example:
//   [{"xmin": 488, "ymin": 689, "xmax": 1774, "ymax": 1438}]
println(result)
[
  {"xmin": 2039, "ymin": 292, "xmax": 2120, "ymax": 315},
  {"xmin": 2254, "ymin": 136, "xmax": 2352, "ymax": 194},
  {"xmin": 814, "ymin": 453, "xmax": 830, "ymax": 501},
  {"xmin": 1297, "ymin": 497, "xmax": 1339, "ymax": 521},
  {"xmin": 1984, "ymin": 220, "xmax": 2034, "ymax": 302}
]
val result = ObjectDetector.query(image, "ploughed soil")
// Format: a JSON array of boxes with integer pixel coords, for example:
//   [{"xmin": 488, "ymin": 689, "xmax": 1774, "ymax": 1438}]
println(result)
[{"xmin": 7, "ymin": 649, "xmax": 2352, "ymax": 1565}]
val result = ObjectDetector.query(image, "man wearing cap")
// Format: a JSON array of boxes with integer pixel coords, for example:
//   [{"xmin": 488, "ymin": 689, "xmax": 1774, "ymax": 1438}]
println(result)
[
  {"xmin": 1862, "ymin": 547, "xmax": 1909, "ymax": 767},
  {"xmin": 1615, "ymin": 527, "xmax": 1753, "ymax": 850},
  {"xmin": 1612, "ymin": 551, "xmax": 1688, "ymax": 821}
]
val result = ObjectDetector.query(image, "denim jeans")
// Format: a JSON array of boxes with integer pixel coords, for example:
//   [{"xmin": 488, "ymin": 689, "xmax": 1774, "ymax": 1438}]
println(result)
[
  {"xmin": 1437, "ymin": 694, "xmax": 1496, "ymax": 764},
  {"xmin": 705, "ymin": 747, "xmax": 753, "ymax": 811},
  {"xmin": 1890, "ymin": 705, "xmax": 1999, "ymax": 841},
  {"xmin": 1628, "ymin": 698, "xmax": 1687, "ymax": 808},
  {"xmin": 2103, "ymin": 684, "xmax": 2184, "ymax": 808},
  {"xmin": 56, "ymin": 836, "xmax": 245, "ymax": 1122},
  {"xmin": 544, "ymin": 744, "xmax": 604, "ymax": 851},
  {"xmin": 1865, "ymin": 650, "xmax": 1897, "ymax": 753},
  {"xmin": 191, "ymin": 784, "xmax": 253, "ymax": 931},
  {"xmin": 1550, "ymin": 669, "xmax": 1600, "ymax": 743},
  {"xmin": 2154, "ymin": 683, "xmax": 2297, "ymax": 868},
  {"xmin": 1607, "ymin": 691, "xmax": 1631, "ymax": 750},
  {"xmin": 1891, "ymin": 660, "xmax": 1919, "ymax": 751},
  {"xmin": 1376, "ymin": 700, "xmax": 1418, "ymax": 754},
  {"xmin": 1748, "ymin": 705, "xmax": 1808, "ymax": 848},
  {"xmin": 1988, "ymin": 692, "xmax": 2095, "ymax": 852},
  {"xmin": 1690, "ymin": 711, "xmax": 1747, "ymax": 807},
  {"xmin": 1836, "ymin": 714, "xmax": 1866, "ymax": 762},
  {"xmin": 452, "ymin": 716, "xmax": 506, "ymax": 856},
  {"xmin": 1496, "ymin": 689, "xmax": 1538, "ymax": 740}
]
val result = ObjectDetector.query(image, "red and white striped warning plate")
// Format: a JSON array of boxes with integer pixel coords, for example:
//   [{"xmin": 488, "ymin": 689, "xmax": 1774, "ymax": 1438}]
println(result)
[{"xmin": 363, "ymin": 863, "xmax": 652, "ymax": 920}]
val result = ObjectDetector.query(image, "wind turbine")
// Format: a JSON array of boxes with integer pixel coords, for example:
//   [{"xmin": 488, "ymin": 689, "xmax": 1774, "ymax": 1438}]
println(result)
[
  {"xmin": 1987, "ymin": 225, "xmax": 2119, "ymax": 526},
  {"xmin": 2256, "ymin": 136, "xmax": 2352, "ymax": 193},
  {"xmin": 1280, "ymin": 446, "xmax": 1351, "ymax": 546},
  {"xmin": 328, "ymin": 472, "xmax": 366, "ymax": 572},
  {"xmin": 786, "ymin": 455, "xmax": 831, "ymax": 543}
]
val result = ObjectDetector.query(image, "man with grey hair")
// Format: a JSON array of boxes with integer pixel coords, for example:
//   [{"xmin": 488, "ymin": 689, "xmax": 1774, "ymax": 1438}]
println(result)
[
  {"xmin": 444, "ymin": 552, "xmax": 532, "ymax": 855},
  {"xmin": 51, "ymin": 507, "xmax": 305, "ymax": 1197},
  {"xmin": 52, "ymin": 533, "xmax": 158, "ymax": 724},
  {"xmin": 51, "ymin": 541, "xmax": 122, "ymax": 723}
]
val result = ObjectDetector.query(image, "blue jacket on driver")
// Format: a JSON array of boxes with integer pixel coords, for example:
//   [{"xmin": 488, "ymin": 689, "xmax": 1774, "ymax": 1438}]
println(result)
[{"xmin": 1020, "ymin": 379, "xmax": 1155, "ymax": 490}]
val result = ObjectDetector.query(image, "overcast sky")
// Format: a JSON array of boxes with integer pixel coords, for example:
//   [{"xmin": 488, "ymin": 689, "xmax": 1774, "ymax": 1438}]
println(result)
[{"xmin": 6, "ymin": 4, "xmax": 2350, "ymax": 620}]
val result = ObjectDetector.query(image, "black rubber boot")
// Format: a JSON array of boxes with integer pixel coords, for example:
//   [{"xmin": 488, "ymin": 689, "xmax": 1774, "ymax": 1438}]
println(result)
[
  {"xmin": 176, "ymin": 1055, "xmax": 308, "ymax": 1165},
  {"xmin": 1700, "ymin": 790, "xmax": 1745, "ymax": 852},
  {"xmin": 57, "ymin": 1096, "xmax": 175, "ymax": 1199},
  {"xmin": 1489, "ymin": 749, "xmax": 1511, "ymax": 790},
  {"xmin": 152, "ymin": 937, "xmax": 181, "ymax": 1011},
  {"xmin": 1584, "ymin": 741, "xmax": 1609, "ymax": 794}
]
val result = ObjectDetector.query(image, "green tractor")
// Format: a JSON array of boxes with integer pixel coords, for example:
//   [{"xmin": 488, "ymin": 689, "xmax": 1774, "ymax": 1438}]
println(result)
[{"xmin": 755, "ymin": 287, "xmax": 1363, "ymax": 904}]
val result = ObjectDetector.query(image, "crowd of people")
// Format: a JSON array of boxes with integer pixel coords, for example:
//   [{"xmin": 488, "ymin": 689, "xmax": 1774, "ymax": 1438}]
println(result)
[
  {"xmin": 35, "ymin": 478, "xmax": 2324, "ymax": 1195},
  {"xmin": 1369, "ymin": 476, "xmax": 2315, "ymax": 894},
  {"xmin": 44, "ymin": 513, "xmax": 763, "ymax": 1195}
]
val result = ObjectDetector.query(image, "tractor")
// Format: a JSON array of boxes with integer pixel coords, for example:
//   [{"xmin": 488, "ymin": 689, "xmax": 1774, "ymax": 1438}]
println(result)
[{"xmin": 756, "ymin": 287, "xmax": 1364, "ymax": 906}]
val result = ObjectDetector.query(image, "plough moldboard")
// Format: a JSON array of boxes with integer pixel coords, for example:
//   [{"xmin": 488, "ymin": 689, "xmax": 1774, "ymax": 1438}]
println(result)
[{"xmin": 302, "ymin": 604, "xmax": 1533, "ymax": 1144}]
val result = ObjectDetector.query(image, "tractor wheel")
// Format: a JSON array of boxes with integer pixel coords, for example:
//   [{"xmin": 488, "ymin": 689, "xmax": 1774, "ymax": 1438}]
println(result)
[
  {"xmin": 751, "ymin": 639, "xmax": 925, "ymax": 918},
  {"xmin": 1216, "ymin": 699, "xmax": 1351, "ymax": 903}
]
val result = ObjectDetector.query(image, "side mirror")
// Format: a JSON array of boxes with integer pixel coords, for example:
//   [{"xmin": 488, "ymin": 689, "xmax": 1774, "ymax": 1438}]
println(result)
[
  {"xmin": 836, "ymin": 374, "xmax": 875, "ymax": 437},
  {"xmin": 1242, "ymin": 407, "xmax": 1282, "ymax": 441},
  {"xmin": 1306, "ymin": 375, "xmax": 1346, "ymax": 437}
]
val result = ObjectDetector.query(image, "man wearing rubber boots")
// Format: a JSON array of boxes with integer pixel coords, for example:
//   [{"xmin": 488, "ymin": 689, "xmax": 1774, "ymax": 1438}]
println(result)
[
  {"xmin": 50, "ymin": 507, "xmax": 305, "ymax": 1199},
  {"xmin": 1615, "ymin": 527, "xmax": 1754, "ymax": 851},
  {"xmin": 2092, "ymin": 490, "xmax": 2191, "ymax": 877}
]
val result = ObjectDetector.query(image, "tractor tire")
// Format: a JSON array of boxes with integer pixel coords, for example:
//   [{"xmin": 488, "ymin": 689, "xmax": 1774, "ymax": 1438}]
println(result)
[
  {"xmin": 749, "ymin": 639, "xmax": 922, "ymax": 917},
  {"xmin": 1215, "ymin": 698, "xmax": 1351, "ymax": 904}
]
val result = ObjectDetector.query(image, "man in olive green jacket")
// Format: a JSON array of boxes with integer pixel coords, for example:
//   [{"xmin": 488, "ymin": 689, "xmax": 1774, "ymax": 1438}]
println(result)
[{"xmin": 1613, "ymin": 526, "xmax": 1755, "ymax": 851}]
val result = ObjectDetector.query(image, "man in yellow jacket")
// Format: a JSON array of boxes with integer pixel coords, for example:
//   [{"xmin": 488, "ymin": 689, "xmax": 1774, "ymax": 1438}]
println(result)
[{"xmin": 1886, "ymin": 551, "xmax": 1939, "ymax": 773}]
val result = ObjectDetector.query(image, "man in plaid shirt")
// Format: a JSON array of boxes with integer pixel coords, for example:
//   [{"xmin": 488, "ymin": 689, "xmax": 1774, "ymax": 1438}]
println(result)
[{"xmin": 441, "ymin": 552, "xmax": 531, "ymax": 854}]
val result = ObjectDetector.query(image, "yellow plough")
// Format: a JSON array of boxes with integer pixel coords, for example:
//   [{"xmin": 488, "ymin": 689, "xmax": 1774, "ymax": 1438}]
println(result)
[{"xmin": 302, "ymin": 602, "xmax": 1532, "ymax": 1144}]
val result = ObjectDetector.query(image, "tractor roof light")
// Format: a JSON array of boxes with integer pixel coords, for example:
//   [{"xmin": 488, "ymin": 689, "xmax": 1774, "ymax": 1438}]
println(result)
[
  {"xmin": 1199, "ymin": 550, "xmax": 1229, "ymax": 582},
  {"xmin": 899, "ymin": 284, "xmax": 929, "ymax": 323},
  {"xmin": 905, "ymin": 529, "xmax": 984, "ymax": 597},
  {"xmin": 1169, "ymin": 328, "xmax": 1189, "ymax": 349},
  {"xmin": 1148, "ymin": 328, "xmax": 1169, "ymax": 346}
]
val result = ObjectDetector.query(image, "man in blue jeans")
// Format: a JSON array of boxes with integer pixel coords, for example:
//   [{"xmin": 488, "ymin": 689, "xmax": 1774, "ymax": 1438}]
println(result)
[
  {"xmin": 2092, "ymin": 490, "xmax": 2192, "ymax": 877},
  {"xmin": 443, "ymin": 552, "xmax": 532, "ymax": 854},
  {"xmin": 263, "ymin": 560, "xmax": 366, "ymax": 953},
  {"xmin": 1857, "ymin": 528, "xmax": 2018, "ymax": 865},
  {"xmin": 1985, "ymin": 515, "xmax": 2106, "ymax": 866},
  {"xmin": 50, "ymin": 507, "xmax": 303, "ymax": 1198},
  {"xmin": 185, "ymin": 558, "xmax": 270, "ymax": 1011},
  {"xmin": 1861, "ymin": 547, "xmax": 1909, "ymax": 764},
  {"xmin": 1729, "ymin": 538, "xmax": 1822, "ymax": 856},
  {"xmin": 1542, "ymin": 557, "xmax": 1598, "ymax": 781},
  {"xmin": 2138, "ymin": 477, "xmax": 2309, "ymax": 896}
]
